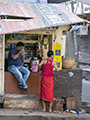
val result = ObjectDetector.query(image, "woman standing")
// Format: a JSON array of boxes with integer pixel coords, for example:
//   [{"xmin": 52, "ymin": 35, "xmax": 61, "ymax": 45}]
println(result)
[{"xmin": 38, "ymin": 50, "xmax": 59, "ymax": 113}]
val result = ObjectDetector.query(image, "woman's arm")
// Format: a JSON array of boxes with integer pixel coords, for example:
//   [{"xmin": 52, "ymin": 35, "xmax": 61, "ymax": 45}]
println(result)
[
  {"xmin": 38, "ymin": 59, "xmax": 45, "ymax": 74},
  {"xmin": 53, "ymin": 61, "xmax": 59, "ymax": 79}
]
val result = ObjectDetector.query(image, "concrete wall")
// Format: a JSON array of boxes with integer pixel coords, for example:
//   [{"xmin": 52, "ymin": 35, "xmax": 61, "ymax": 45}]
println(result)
[
  {"xmin": 65, "ymin": 31, "xmax": 75, "ymax": 59},
  {"xmin": 54, "ymin": 69, "xmax": 82, "ymax": 110},
  {"xmin": 78, "ymin": 27, "xmax": 90, "ymax": 80},
  {"xmin": 78, "ymin": 28, "xmax": 90, "ymax": 68}
]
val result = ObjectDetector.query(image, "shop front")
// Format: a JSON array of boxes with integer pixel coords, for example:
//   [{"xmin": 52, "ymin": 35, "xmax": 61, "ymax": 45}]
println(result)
[
  {"xmin": 0, "ymin": 1, "xmax": 84, "ymax": 110},
  {"xmin": 4, "ymin": 25, "xmax": 71, "ymax": 95},
  {"xmin": 5, "ymin": 29, "xmax": 53, "ymax": 95},
  {"xmin": 3, "ymin": 25, "xmax": 82, "ymax": 110}
]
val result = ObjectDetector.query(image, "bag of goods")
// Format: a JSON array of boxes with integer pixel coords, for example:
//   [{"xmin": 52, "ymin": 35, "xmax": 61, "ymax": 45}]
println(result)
[{"xmin": 62, "ymin": 58, "xmax": 76, "ymax": 69}]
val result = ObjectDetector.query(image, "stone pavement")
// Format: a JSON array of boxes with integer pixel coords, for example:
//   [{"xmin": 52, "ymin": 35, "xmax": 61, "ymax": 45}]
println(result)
[{"xmin": 0, "ymin": 108, "xmax": 90, "ymax": 120}]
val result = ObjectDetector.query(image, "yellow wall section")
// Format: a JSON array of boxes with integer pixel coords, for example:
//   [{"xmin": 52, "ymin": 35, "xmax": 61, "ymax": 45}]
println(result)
[
  {"xmin": 54, "ymin": 44, "xmax": 62, "ymax": 69},
  {"xmin": 52, "ymin": 25, "xmax": 71, "ymax": 51}
]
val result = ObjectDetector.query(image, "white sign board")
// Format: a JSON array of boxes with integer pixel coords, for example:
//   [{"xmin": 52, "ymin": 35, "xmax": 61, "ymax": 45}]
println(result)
[
  {"xmin": 83, "ymin": 4, "xmax": 90, "ymax": 14},
  {"xmin": 76, "ymin": 25, "xmax": 88, "ymax": 35}
]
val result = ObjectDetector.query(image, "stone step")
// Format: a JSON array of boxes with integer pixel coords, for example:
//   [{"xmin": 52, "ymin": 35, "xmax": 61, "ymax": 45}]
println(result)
[{"xmin": 4, "ymin": 94, "xmax": 41, "ymax": 109}]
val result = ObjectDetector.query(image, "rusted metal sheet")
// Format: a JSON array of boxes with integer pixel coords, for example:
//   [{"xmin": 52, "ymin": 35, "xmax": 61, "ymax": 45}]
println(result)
[
  {"xmin": 0, "ymin": 2, "xmax": 36, "ymax": 18},
  {"xmin": 0, "ymin": 19, "xmax": 45, "ymax": 34},
  {"xmin": 0, "ymin": 1, "xmax": 83, "ymax": 34}
]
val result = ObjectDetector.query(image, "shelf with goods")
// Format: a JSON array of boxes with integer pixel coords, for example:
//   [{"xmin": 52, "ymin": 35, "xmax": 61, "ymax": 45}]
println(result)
[
  {"xmin": 7, "ymin": 40, "xmax": 38, "ymax": 44},
  {"xmin": 5, "ymin": 39, "xmax": 45, "ymax": 63},
  {"xmin": 24, "ymin": 43, "xmax": 36, "ymax": 63},
  {"xmin": 24, "ymin": 50, "xmax": 35, "ymax": 52},
  {"xmin": 5, "ymin": 40, "xmax": 38, "ymax": 63},
  {"xmin": 0, "ymin": 40, "xmax": 2, "ymax": 48},
  {"xmin": 37, "ymin": 42, "xmax": 44, "ymax": 58}
]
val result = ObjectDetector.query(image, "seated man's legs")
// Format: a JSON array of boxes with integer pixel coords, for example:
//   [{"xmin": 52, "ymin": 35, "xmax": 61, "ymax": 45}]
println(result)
[
  {"xmin": 8, "ymin": 65, "xmax": 27, "ymax": 88},
  {"xmin": 19, "ymin": 66, "xmax": 30, "ymax": 83}
]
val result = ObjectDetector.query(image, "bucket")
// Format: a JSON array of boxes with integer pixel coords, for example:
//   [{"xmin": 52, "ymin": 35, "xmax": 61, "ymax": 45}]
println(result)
[{"xmin": 31, "ymin": 65, "xmax": 38, "ymax": 72}]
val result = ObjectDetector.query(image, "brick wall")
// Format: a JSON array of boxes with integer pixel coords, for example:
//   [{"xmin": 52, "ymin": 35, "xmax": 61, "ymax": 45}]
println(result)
[{"xmin": 54, "ymin": 68, "xmax": 82, "ymax": 110}]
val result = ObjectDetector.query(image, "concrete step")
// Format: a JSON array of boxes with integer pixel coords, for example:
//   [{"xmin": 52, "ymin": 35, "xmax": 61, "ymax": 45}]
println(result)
[{"xmin": 4, "ymin": 94, "xmax": 41, "ymax": 109}]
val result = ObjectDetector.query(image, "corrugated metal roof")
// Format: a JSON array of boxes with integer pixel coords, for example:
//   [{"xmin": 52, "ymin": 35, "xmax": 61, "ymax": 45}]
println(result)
[
  {"xmin": 31, "ymin": 4, "xmax": 83, "ymax": 27},
  {"xmin": 0, "ymin": 1, "xmax": 83, "ymax": 34},
  {"xmin": 0, "ymin": 2, "xmax": 36, "ymax": 18},
  {"xmin": 0, "ymin": 19, "xmax": 45, "ymax": 34}
]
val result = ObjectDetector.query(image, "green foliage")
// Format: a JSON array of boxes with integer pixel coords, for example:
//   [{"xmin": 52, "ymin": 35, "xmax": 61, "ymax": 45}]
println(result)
[{"xmin": 5, "ymin": 34, "xmax": 12, "ymax": 40}]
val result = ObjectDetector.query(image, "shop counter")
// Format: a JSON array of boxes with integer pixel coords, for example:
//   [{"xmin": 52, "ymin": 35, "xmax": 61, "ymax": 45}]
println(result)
[{"xmin": 5, "ymin": 72, "xmax": 41, "ymax": 95}]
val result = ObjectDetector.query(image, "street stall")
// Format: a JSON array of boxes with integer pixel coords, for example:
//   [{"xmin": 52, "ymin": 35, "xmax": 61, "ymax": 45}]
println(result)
[{"xmin": 0, "ymin": 1, "xmax": 83, "ymax": 110}]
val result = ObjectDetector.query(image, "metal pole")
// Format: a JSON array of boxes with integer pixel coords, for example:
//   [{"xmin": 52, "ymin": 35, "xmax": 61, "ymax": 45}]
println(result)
[
  {"xmin": 71, "ymin": 1, "xmax": 74, "ymax": 13},
  {"xmin": 36, "ymin": 0, "xmax": 40, "ymax": 3},
  {"xmin": 73, "ymin": 31, "xmax": 79, "ymax": 67},
  {"xmin": 81, "ymin": 3, "xmax": 83, "ymax": 14},
  {"xmin": 71, "ymin": 0, "xmax": 78, "ymax": 68}
]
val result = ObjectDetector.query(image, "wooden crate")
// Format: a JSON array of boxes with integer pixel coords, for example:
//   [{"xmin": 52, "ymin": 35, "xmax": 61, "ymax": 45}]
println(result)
[
  {"xmin": 66, "ymin": 97, "xmax": 76, "ymax": 110},
  {"xmin": 52, "ymin": 97, "xmax": 65, "ymax": 112}
]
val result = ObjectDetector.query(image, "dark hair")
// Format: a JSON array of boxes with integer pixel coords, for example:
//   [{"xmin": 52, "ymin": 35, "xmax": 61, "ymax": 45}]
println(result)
[
  {"xmin": 47, "ymin": 50, "xmax": 54, "ymax": 57},
  {"xmin": 16, "ymin": 42, "xmax": 24, "ymax": 47}
]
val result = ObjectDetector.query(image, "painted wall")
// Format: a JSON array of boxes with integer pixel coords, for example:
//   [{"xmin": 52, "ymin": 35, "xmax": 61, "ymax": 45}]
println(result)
[
  {"xmin": 52, "ymin": 25, "xmax": 75, "ymax": 59},
  {"xmin": 0, "ymin": 35, "xmax": 5, "ymax": 96},
  {"xmin": 52, "ymin": 25, "xmax": 71, "ymax": 51}
]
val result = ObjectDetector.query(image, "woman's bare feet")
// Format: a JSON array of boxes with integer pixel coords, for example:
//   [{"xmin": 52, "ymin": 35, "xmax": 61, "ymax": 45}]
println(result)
[{"xmin": 49, "ymin": 109, "xmax": 52, "ymax": 113}]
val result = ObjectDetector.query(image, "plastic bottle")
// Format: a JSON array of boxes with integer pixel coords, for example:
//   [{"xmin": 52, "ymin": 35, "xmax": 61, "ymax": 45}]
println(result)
[
  {"xmin": 70, "ymin": 110, "xmax": 77, "ymax": 114},
  {"xmin": 75, "ymin": 110, "xmax": 82, "ymax": 114}
]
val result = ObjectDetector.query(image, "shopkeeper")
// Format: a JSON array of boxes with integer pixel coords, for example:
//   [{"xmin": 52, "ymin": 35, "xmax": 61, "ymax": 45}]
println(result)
[{"xmin": 7, "ymin": 42, "xmax": 30, "ymax": 92}]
